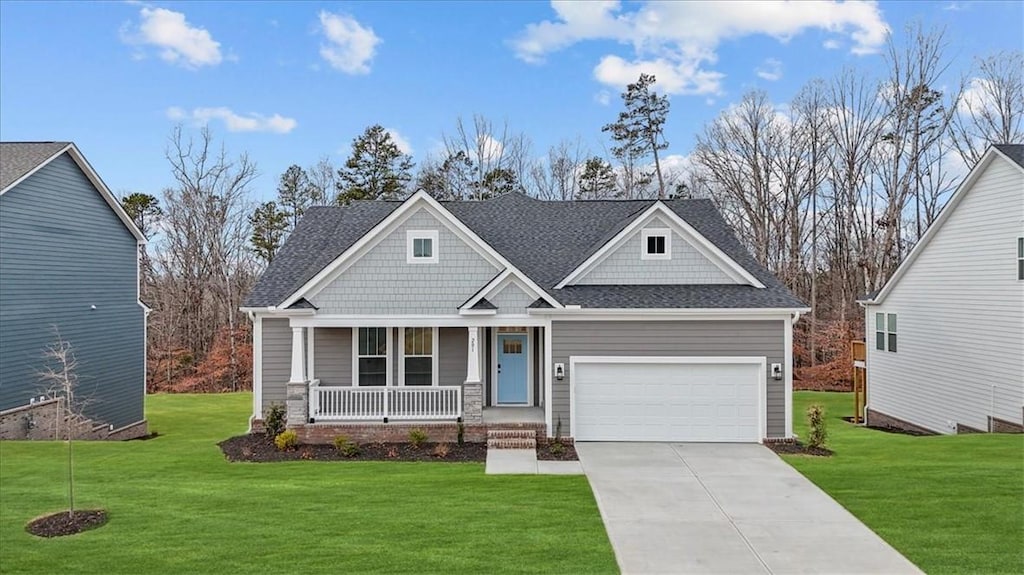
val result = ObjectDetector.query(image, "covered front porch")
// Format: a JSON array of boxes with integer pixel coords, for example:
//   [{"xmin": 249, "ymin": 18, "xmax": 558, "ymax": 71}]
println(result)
[{"xmin": 277, "ymin": 319, "xmax": 549, "ymax": 433}]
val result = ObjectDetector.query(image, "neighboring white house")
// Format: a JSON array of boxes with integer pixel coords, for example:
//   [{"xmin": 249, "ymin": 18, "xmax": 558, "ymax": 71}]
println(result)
[{"xmin": 861, "ymin": 144, "xmax": 1024, "ymax": 434}]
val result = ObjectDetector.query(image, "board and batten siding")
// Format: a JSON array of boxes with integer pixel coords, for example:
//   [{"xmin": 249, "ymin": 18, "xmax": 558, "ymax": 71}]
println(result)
[
  {"xmin": 866, "ymin": 154, "xmax": 1024, "ymax": 433},
  {"xmin": 310, "ymin": 208, "xmax": 500, "ymax": 314},
  {"xmin": 261, "ymin": 318, "xmax": 291, "ymax": 414},
  {"xmin": 0, "ymin": 153, "xmax": 144, "ymax": 429},
  {"xmin": 575, "ymin": 216, "xmax": 736, "ymax": 285},
  {"xmin": 550, "ymin": 320, "xmax": 786, "ymax": 438}
]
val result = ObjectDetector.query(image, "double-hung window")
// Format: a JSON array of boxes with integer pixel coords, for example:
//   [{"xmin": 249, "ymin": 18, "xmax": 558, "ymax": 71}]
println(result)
[
  {"xmin": 402, "ymin": 327, "xmax": 436, "ymax": 386},
  {"xmin": 1017, "ymin": 238, "xmax": 1023, "ymax": 280},
  {"xmin": 875, "ymin": 313, "xmax": 897, "ymax": 352},
  {"xmin": 356, "ymin": 327, "xmax": 388, "ymax": 386}
]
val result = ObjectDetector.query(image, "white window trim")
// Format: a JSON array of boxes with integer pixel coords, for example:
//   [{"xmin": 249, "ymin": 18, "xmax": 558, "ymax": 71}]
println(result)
[
  {"xmin": 352, "ymin": 327, "xmax": 393, "ymax": 386},
  {"xmin": 641, "ymin": 228, "xmax": 672, "ymax": 260},
  {"xmin": 398, "ymin": 327, "xmax": 439, "ymax": 386},
  {"xmin": 407, "ymin": 230, "xmax": 439, "ymax": 264}
]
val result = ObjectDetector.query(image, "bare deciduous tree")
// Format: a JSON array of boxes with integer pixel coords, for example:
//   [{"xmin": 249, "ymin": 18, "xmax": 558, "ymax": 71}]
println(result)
[
  {"xmin": 37, "ymin": 329, "xmax": 91, "ymax": 518},
  {"xmin": 950, "ymin": 51, "xmax": 1024, "ymax": 165}
]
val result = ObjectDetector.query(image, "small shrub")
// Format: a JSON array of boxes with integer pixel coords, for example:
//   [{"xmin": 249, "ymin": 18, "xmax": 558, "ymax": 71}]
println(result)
[
  {"xmin": 457, "ymin": 422, "xmax": 465, "ymax": 446},
  {"xmin": 385, "ymin": 445, "xmax": 399, "ymax": 458},
  {"xmin": 806, "ymin": 404, "xmax": 828, "ymax": 448},
  {"xmin": 408, "ymin": 428, "xmax": 428, "ymax": 448},
  {"xmin": 555, "ymin": 416, "xmax": 563, "ymax": 443},
  {"xmin": 274, "ymin": 430, "xmax": 298, "ymax": 451},
  {"xmin": 548, "ymin": 441, "xmax": 565, "ymax": 456},
  {"xmin": 264, "ymin": 404, "xmax": 286, "ymax": 438},
  {"xmin": 333, "ymin": 435, "xmax": 360, "ymax": 458},
  {"xmin": 433, "ymin": 443, "xmax": 450, "ymax": 458},
  {"xmin": 299, "ymin": 447, "xmax": 315, "ymax": 460}
]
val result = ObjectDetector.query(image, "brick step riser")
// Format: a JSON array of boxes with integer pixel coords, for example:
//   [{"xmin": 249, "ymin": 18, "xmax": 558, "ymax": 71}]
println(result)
[
  {"xmin": 487, "ymin": 430, "xmax": 537, "ymax": 440},
  {"xmin": 487, "ymin": 439, "xmax": 537, "ymax": 450}
]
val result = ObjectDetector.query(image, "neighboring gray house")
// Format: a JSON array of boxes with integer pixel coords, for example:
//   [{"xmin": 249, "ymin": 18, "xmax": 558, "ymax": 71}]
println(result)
[
  {"xmin": 0, "ymin": 142, "xmax": 148, "ymax": 439},
  {"xmin": 860, "ymin": 144, "xmax": 1024, "ymax": 434},
  {"xmin": 243, "ymin": 191, "xmax": 808, "ymax": 443}
]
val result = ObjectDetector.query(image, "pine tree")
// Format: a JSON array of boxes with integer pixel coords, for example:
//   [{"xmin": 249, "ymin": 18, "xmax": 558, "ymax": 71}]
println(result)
[
  {"xmin": 576, "ymin": 157, "xmax": 618, "ymax": 199},
  {"xmin": 603, "ymin": 73, "xmax": 670, "ymax": 198},
  {"xmin": 336, "ymin": 125, "xmax": 414, "ymax": 203},
  {"xmin": 249, "ymin": 201, "xmax": 289, "ymax": 264}
]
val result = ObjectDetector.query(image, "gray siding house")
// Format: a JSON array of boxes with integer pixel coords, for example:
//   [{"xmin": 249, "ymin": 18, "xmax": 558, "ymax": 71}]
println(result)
[
  {"xmin": 0, "ymin": 142, "xmax": 148, "ymax": 439},
  {"xmin": 243, "ymin": 191, "xmax": 807, "ymax": 442},
  {"xmin": 861, "ymin": 145, "xmax": 1024, "ymax": 434}
]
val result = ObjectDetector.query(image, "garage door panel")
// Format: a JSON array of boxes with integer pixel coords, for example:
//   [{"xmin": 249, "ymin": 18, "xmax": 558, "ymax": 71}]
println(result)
[{"xmin": 573, "ymin": 360, "xmax": 762, "ymax": 442}]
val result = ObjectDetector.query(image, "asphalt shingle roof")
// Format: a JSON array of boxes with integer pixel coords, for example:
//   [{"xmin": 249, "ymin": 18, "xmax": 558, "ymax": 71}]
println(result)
[
  {"xmin": 994, "ymin": 144, "xmax": 1024, "ymax": 169},
  {"xmin": 244, "ymin": 193, "xmax": 805, "ymax": 310},
  {"xmin": 0, "ymin": 142, "xmax": 71, "ymax": 190}
]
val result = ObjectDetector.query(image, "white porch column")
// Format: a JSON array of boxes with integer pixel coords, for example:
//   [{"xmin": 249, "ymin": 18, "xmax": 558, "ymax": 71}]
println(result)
[
  {"xmin": 286, "ymin": 326, "xmax": 308, "ymax": 428},
  {"xmin": 466, "ymin": 327, "xmax": 481, "ymax": 384},
  {"xmin": 289, "ymin": 327, "xmax": 306, "ymax": 384},
  {"xmin": 463, "ymin": 326, "xmax": 483, "ymax": 424}
]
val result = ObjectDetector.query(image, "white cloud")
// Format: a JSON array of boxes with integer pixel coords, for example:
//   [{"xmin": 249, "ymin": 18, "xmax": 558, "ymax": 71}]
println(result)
[
  {"xmin": 166, "ymin": 107, "xmax": 297, "ymax": 134},
  {"xmin": 823, "ymin": 38, "xmax": 842, "ymax": 50},
  {"xmin": 756, "ymin": 58, "xmax": 783, "ymax": 81},
  {"xmin": 959, "ymin": 77, "xmax": 998, "ymax": 115},
  {"xmin": 122, "ymin": 7, "xmax": 222, "ymax": 69},
  {"xmin": 594, "ymin": 89, "xmax": 612, "ymax": 105},
  {"xmin": 512, "ymin": 1, "xmax": 889, "ymax": 95},
  {"xmin": 385, "ymin": 128, "xmax": 413, "ymax": 155},
  {"xmin": 318, "ymin": 11, "xmax": 381, "ymax": 74},
  {"xmin": 479, "ymin": 134, "xmax": 504, "ymax": 164}
]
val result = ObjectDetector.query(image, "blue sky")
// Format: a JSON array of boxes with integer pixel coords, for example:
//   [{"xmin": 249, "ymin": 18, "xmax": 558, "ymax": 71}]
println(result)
[{"xmin": 1, "ymin": 1, "xmax": 1021, "ymax": 202}]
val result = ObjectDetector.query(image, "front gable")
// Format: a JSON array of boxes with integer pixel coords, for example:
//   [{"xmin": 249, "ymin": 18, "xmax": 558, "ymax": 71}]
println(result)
[
  {"xmin": 309, "ymin": 206, "xmax": 501, "ymax": 314},
  {"xmin": 557, "ymin": 203, "xmax": 764, "ymax": 289},
  {"xmin": 281, "ymin": 191, "xmax": 562, "ymax": 314},
  {"xmin": 575, "ymin": 215, "xmax": 737, "ymax": 285}
]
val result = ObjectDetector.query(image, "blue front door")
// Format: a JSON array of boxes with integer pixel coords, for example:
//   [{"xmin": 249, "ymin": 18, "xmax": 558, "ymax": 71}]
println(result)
[{"xmin": 497, "ymin": 334, "xmax": 528, "ymax": 404}]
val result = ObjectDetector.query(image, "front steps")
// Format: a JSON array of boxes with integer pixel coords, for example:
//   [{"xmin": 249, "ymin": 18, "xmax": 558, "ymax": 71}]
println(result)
[{"xmin": 487, "ymin": 428, "xmax": 537, "ymax": 450}]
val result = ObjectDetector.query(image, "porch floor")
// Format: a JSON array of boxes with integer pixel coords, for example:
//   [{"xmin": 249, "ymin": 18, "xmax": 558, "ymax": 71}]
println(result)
[{"xmin": 483, "ymin": 406, "xmax": 545, "ymax": 425}]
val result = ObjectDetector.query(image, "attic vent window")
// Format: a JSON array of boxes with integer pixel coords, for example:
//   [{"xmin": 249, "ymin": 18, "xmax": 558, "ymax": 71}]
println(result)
[
  {"xmin": 641, "ymin": 228, "xmax": 671, "ymax": 260},
  {"xmin": 407, "ymin": 230, "xmax": 438, "ymax": 264}
]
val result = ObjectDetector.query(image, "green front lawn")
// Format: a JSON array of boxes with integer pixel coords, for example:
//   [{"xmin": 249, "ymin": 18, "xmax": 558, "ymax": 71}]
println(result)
[
  {"xmin": 0, "ymin": 393, "xmax": 616, "ymax": 574},
  {"xmin": 787, "ymin": 391, "xmax": 1024, "ymax": 575}
]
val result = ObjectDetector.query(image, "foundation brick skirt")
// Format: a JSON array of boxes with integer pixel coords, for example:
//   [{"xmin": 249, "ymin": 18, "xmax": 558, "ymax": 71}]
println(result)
[{"xmin": 293, "ymin": 421, "xmax": 548, "ymax": 444}]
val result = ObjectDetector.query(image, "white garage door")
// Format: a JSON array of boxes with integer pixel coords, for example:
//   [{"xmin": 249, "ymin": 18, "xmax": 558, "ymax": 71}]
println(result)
[{"xmin": 572, "ymin": 358, "xmax": 764, "ymax": 442}]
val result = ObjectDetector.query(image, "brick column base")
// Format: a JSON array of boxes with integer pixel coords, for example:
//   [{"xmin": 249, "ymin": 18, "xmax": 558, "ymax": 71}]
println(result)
[
  {"xmin": 286, "ymin": 382, "xmax": 308, "ymax": 428},
  {"xmin": 463, "ymin": 381, "xmax": 483, "ymax": 424}
]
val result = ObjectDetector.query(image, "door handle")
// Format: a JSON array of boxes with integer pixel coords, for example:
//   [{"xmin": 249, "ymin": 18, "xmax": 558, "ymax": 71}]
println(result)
[{"xmin": 498, "ymin": 363, "xmax": 501, "ymax": 374}]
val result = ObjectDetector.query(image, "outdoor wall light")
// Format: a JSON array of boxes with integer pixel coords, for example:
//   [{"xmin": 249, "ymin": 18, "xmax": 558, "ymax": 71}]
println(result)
[
  {"xmin": 771, "ymin": 363, "xmax": 783, "ymax": 381},
  {"xmin": 555, "ymin": 363, "xmax": 565, "ymax": 381}
]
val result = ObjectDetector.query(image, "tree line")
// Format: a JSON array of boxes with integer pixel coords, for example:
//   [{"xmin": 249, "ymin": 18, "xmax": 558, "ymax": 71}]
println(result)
[{"xmin": 124, "ymin": 25, "xmax": 1021, "ymax": 392}]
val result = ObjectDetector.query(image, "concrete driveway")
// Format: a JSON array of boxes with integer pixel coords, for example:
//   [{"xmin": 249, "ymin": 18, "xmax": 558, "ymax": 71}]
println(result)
[{"xmin": 577, "ymin": 442, "xmax": 922, "ymax": 575}]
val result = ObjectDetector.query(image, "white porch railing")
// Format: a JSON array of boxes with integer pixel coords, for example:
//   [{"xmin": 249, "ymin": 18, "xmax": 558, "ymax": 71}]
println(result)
[{"xmin": 309, "ymin": 382, "xmax": 463, "ymax": 422}]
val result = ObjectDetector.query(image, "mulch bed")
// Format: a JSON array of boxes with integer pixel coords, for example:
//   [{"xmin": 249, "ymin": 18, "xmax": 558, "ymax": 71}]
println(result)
[
  {"xmin": 127, "ymin": 432, "xmax": 161, "ymax": 441},
  {"xmin": 219, "ymin": 434, "xmax": 487, "ymax": 462},
  {"xmin": 26, "ymin": 510, "xmax": 108, "ymax": 538},
  {"xmin": 765, "ymin": 442, "xmax": 834, "ymax": 457},
  {"xmin": 536, "ymin": 441, "xmax": 578, "ymax": 461},
  {"xmin": 841, "ymin": 417, "xmax": 933, "ymax": 436}
]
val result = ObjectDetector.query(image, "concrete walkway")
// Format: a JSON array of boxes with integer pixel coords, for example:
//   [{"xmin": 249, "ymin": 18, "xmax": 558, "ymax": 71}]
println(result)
[
  {"xmin": 577, "ymin": 442, "xmax": 923, "ymax": 575},
  {"xmin": 485, "ymin": 449, "xmax": 584, "ymax": 475}
]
